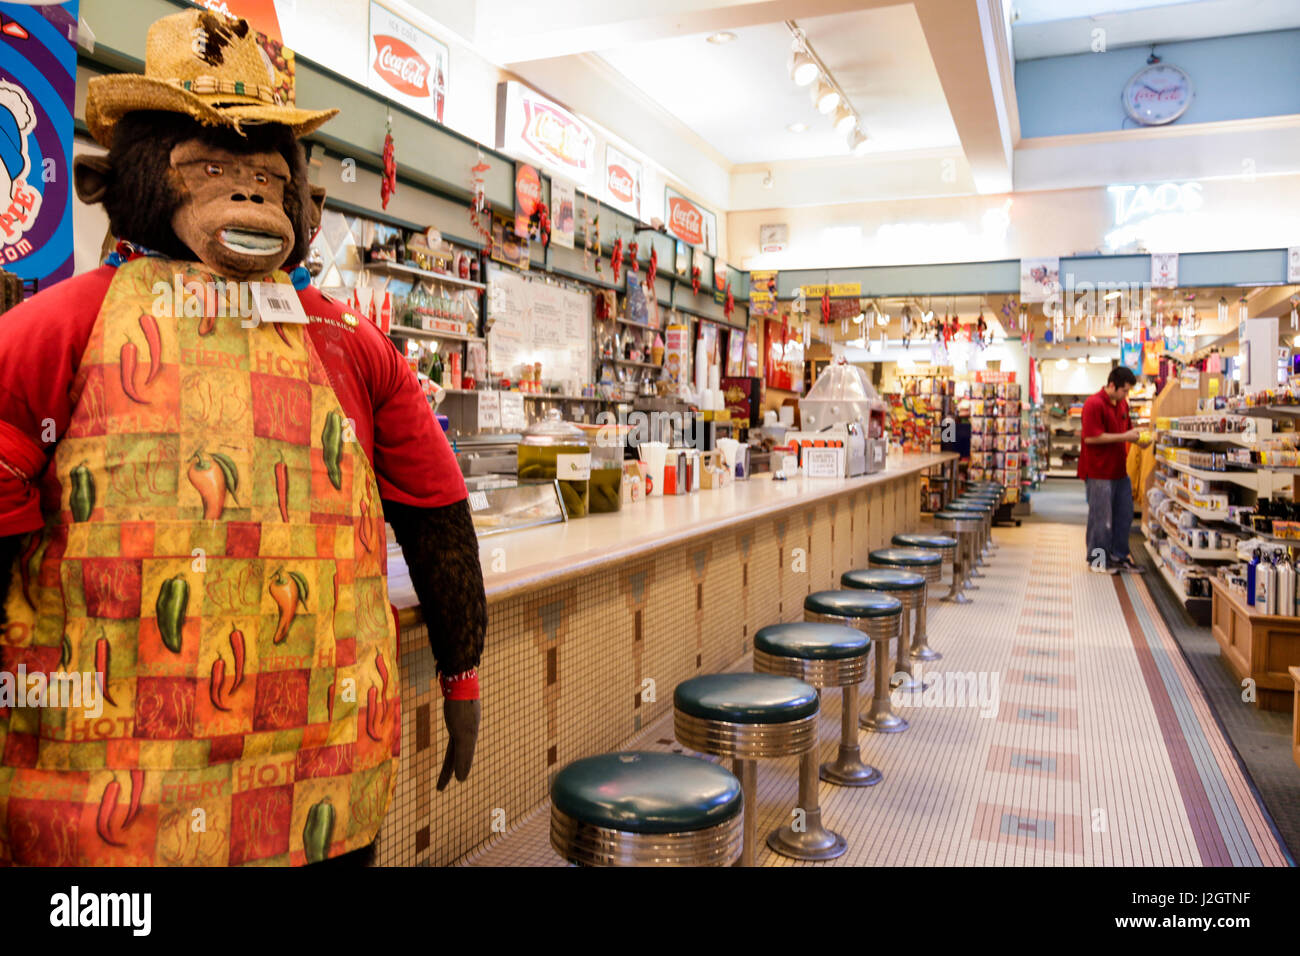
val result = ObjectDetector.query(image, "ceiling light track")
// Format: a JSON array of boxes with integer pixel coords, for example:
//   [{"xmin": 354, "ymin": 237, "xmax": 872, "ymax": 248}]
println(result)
[{"xmin": 785, "ymin": 19, "xmax": 867, "ymax": 154}]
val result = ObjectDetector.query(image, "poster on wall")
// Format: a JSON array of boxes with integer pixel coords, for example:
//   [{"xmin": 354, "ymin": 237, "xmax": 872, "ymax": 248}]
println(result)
[
  {"xmin": 0, "ymin": 1, "xmax": 78, "ymax": 287},
  {"xmin": 368, "ymin": 1, "xmax": 447, "ymax": 124},
  {"xmin": 604, "ymin": 144, "xmax": 641, "ymax": 219},
  {"xmin": 726, "ymin": 328, "xmax": 746, "ymax": 377},
  {"xmin": 665, "ymin": 185, "xmax": 717, "ymax": 255},
  {"xmin": 551, "ymin": 178, "xmax": 576, "ymax": 249},
  {"xmin": 1019, "ymin": 257, "xmax": 1060, "ymax": 303},
  {"xmin": 490, "ymin": 213, "xmax": 529, "ymax": 270},
  {"xmin": 713, "ymin": 260, "xmax": 728, "ymax": 305},
  {"xmin": 514, "ymin": 162, "xmax": 541, "ymax": 239},
  {"xmin": 1151, "ymin": 252, "xmax": 1179, "ymax": 289},
  {"xmin": 196, "ymin": 0, "xmax": 282, "ymax": 41},
  {"xmin": 749, "ymin": 270, "xmax": 778, "ymax": 317}
]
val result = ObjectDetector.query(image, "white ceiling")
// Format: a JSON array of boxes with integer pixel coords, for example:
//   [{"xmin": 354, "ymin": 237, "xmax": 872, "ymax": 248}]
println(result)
[
  {"xmin": 1012, "ymin": 0, "xmax": 1300, "ymax": 60},
  {"xmin": 595, "ymin": 6, "xmax": 961, "ymax": 166}
]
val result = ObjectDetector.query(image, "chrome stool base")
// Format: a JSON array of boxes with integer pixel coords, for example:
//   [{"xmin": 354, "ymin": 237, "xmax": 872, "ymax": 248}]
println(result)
[
  {"xmin": 941, "ymin": 591, "xmax": 972, "ymax": 605},
  {"xmin": 819, "ymin": 684, "xmax": 882, "ymax": 787},
  {"xmin": 860, "ymin": 709, "xmax": 909, "ymax": 733},
  {"xmin": 767, "ymin": 750, "xmax": 847, "ymax": 861}
]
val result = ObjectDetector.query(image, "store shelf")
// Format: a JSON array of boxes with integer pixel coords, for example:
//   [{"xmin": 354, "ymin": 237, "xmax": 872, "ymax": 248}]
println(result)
[
  {"xmin": 521, "ymin": 394, "xmax": 619, "ymax": 403},
  {"xmin": 365, "ymin": 261, "xmax": 487, "ymax": 291},
  {"xmin": 1156, "ymin": 456, "xmax": 1261, "ymax": 490},
  {"xmin": 1164, "ymin": 429, "xmax": 1254, "ymax": 446},
  {"xmin": 388, "ymin": 326, "xmax": 484, "ymax": 343},
  {"xmin": 605, "ymin": 358, "xmax": 663, "ymax": 370},
  {"xmin": 1156, "ymin": 510, "xmax": 1237, "ymax": 560},
  {"xmin": 1157, "ymin": 475, "xmax": 1231, "ymax": 522},
  {"xmin": 1236, "ymin": 405, "xmax": 1300, "ymax": 419},
  {"xmin": 1225, "ymin": 520, "xmax": 1300, "ymax": 546}
]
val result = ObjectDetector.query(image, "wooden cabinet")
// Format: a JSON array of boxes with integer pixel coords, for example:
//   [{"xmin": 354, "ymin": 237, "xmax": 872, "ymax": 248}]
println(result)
[{"xmin": 1210, "ymin": 579, "xmax": 1300, "ymax": 712}]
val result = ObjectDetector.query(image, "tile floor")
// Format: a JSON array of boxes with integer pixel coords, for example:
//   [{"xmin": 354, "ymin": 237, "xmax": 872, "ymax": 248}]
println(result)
[{"xmin": 457, "ymin": 515, "xmax": 1292, "ymax": 867}]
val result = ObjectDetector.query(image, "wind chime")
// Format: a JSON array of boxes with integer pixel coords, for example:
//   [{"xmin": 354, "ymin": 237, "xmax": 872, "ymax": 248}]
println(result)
[
  {"xmin": 1217, "ymin": 296, "xmax": 1229, "ymax": 324},
  {"xmin": 1238, "ymin": 296, "xmax": 1249, "ymax": 324},
  {"xmin": 900, "ymin": 305, "xmax": 913, "ymax": 349}
]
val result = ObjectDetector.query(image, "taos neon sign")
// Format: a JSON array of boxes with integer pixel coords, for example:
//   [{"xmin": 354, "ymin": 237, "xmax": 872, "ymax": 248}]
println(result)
[{"xmin": 1109, "ymin": 181, "xmax": 1203, "ymax": 227}]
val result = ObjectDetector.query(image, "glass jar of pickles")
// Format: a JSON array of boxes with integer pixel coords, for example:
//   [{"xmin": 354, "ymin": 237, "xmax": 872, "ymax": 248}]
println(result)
[{"xmin": 518, "ymin": 409, "xmax": 591, "ymax": 518}]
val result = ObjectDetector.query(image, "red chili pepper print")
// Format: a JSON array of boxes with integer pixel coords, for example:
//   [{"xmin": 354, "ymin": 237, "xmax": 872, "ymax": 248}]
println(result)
[
  {"xmin": 96, "ymin": 780, "xmax": 125, "ymax": 846},
  {"xmin": 274, "ymin": 457, "xmax": 290, "ymax": 523},
  {"xmin": 139, "ymin": 312, "xmax": 163, "ymax": 384},
  {"xmin": 95, "ymin": 635, "xmax": 116, "ymax": 707},
  {"xmin": 210, "ymin": 658, "xmax": 230, "ymax": 711},
  {"xmin": 228, "ymin": 628, "xmax": 246, "ymax": 693},
  {"xmin": 119, "ymin": 342, "xmax": 149, "ymax": 404},
  {"xmin": 375, "ymin": 650, "xmax": 389, "ymax": 721},
  {"xmin": 124, "ymin": 769, "xmax": 144, "ymax": 829}
]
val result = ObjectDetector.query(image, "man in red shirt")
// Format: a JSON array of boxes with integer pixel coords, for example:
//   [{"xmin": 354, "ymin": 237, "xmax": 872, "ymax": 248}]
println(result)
[{"xmin": 1078, "ymin": 366, "xmax": 1149, "ymax": 573}]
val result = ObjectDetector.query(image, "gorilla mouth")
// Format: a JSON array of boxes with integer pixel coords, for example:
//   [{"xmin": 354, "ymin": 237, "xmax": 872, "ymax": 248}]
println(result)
[{"xmin": 219, "ymin": 228, "xmax": 286, "ymax": 256}]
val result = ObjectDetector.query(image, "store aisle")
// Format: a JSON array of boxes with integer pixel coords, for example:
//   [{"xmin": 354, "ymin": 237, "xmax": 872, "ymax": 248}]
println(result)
[{"xmin": 458, "ymin": 517, "xmax": 1291, "ymax": 867}]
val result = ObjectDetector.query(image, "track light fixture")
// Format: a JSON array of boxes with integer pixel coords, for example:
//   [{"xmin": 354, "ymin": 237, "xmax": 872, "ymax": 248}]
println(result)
[
  {"xmin": 812, "ymin": 80, "xmax": 839, "ymax": 114},
  {"xmin": 786, "ymin": 19, "xmax": 864, "ymax": 154},
  {"xmin": 848, "ymin": 127, "xmax": 869, "ymax": 155},
  {"xmin": 789, "ymin": 46, "xmax": 818, "ymax": 86},
  {"xmin": 832, "ymin": 104, "xmax": 856, "ymax": 135}
]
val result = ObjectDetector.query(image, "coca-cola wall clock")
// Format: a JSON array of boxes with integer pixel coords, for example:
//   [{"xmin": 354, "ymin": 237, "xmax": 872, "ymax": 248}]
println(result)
[{"xmin": 368, "ymin": 2, "xmax": 448, "ymax": 123}]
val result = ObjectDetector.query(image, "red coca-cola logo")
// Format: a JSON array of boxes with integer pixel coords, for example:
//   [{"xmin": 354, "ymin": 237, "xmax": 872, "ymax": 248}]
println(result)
[
  {"xmin": 668, "ymin": 197, "xmax": 703, "ymax": 245},
  {"xmin": 607, "ymin": 165, "xmax": 635, "ymax": 203},
  {"xmin": 517, "ymin": 165, "xmax": 541, "ymax": 213},
  {"xmin": 373, "ymin": 35, "xmax": 429, "ymax": 98}
]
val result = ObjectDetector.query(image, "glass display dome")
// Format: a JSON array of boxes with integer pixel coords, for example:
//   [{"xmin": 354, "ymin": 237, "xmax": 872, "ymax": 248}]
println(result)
[{"xmin": 799, "ymin": 361, "xmax": 885, "ymax": 433}]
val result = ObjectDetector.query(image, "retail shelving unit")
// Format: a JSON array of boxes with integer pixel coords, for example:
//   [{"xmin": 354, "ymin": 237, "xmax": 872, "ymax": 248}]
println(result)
[
  {"xmin": 1044, "ymin": 394, "xmax": 1087, "ymax": 478},
  {"xmin": 889, "ymin": 373, "xmax": 954, "ymax": 512},
  {"xmin": 1148, "ymin": 413, "xmax": 1290, "ymax": 625},
  {"xmin": 968, "ymin": 379, "xmax": 1023, "ymax": 519}
]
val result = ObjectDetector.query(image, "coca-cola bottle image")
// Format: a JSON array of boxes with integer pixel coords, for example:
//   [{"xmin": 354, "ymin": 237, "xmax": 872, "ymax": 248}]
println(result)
[{"xmin": 434, "ymin": 60, "xmax": 446, "ymax": 122}]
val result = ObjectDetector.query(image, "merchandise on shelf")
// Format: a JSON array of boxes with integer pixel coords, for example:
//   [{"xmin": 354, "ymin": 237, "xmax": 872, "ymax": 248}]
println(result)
[{"xmin": 967, "ymin": 380, "xmax": 1021, "ymax": 503}]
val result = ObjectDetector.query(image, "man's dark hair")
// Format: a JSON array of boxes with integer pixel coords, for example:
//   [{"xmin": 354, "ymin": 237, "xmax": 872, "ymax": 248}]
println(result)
[{"xmin": 1108, "ymin": 366, "xmax": 1137, "ymax": 388}]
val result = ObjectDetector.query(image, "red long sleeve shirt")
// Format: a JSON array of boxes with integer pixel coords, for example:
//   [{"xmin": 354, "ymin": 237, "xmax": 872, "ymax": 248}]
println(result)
[{"xmin": 0, "ymin": 265, "xmax": 465, "ymax": 535}]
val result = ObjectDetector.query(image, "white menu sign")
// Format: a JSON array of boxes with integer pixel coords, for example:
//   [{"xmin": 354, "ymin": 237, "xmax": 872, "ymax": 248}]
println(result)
[
  {"xmin": 476, "ymin": 390, "xmax": 501, "ymax": 430},
  {"xmin": 1151, "ymin": 252, "xmax": 1179, "ymax": 289},
  {"xmin": 499, "ymin": 392, "xmax": 527, "ymax": 432},
  {"xmin": 368, "ymin": 2, "xmax": 448, "ymax": 123}
]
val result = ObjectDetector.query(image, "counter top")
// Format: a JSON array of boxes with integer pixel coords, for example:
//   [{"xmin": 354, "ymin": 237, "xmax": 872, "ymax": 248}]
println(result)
[{"xmin": 387, "ymin": 451, "xmax": 955, "ymax": 618}]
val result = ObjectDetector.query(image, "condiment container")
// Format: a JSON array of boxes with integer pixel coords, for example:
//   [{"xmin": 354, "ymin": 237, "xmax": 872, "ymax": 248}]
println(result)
[{"xmin": 518, "ymin": 409, "xmax": 590, "ymax": 518}]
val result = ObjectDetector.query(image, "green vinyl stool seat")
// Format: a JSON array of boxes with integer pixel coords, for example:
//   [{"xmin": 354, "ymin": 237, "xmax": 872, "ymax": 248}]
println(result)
[
  {"xmin": 753, "ymin": 622, "xmax": 873, "ymax": 853},
  {"xmin": 550, "ymin": 752, "xmax": 744, "ymax": 866},
  {"xmin": 674, "ymin": 673, "xmax": 820, "ymax": 866},
  {"xmin": 892, "ymin": 532, "xmax": 958, "ymax": 552},
  {"xmin": 855, "ymin": 563, "xmax": 937, "ymax": 680},
  {"xmin": 803, "ymin": 589, "xmax": 907, "ymax": 736}
]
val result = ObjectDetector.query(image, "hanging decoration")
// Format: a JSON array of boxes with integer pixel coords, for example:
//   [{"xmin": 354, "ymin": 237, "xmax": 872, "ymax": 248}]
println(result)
[
  {"xmin": 469, "ymin": 151, "xmax": 492, "ymax": 246},
  {"xmin": 1238, "ymin": 297, "xmax": 1249, "ymax": 324},
  {"xmin": 900, "ymin": 306, "xmax": 913, "ymax": 349},
  {"xmin": 1290, "ymin": 294, "xmax": 1300, "ymax": 330},
  {"xmin": 976, "ymin": 310, "xmax": 988, "ymax": 349},
  {"xmin": 691, "ymin": 265, "xmax": 701, "ymax": 295},
  {"xmin": 610, "ymin": 236, "xmax": 623, "ymax": 283},
  {"xmin": 820, "ymin": 290, "xmax": 831, "ymax": 324},
  {"xmin": 381, "ymin": 113, "xmax": 397, "ymax": 210},
  {"xmin": 647, "ymin": 246, "xmax": 658, "ymax": 288},
  {"xmin": 627, "ymin": 240, "xmax": 639, "ymax": 274},
  {"xmin": 591, "ymin": 213, "xmax": 602, "ymax": 275},
  {"xmin": 724, "ymin": 282, "xmax": 735, "ymax": 322}
]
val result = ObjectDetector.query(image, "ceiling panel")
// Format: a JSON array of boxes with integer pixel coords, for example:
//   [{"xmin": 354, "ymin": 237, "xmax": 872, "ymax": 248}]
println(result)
[{"xmin": 595, "ymin": 5, "xmax": 960, "ymax": 166}]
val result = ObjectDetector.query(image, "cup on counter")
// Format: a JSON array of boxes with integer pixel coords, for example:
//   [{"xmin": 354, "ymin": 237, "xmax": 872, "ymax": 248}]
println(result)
[
  {"xmin": 640, "ymin": 441, "xmax": 668, "ymax": 496},
  {"xmin": 717, "ymin": 438, "xmax": 740, "ymax": 475}
]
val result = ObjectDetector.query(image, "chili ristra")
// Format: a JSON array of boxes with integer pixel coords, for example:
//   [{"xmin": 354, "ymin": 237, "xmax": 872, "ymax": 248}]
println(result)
[
  {"xmin": 303, "ymin": 798, "xmax": 335, "ymax": 863},
  {"xmin": 139, "ymin": 311, "xmax": 162, "ymax": 384},
  {"xmin": 321, "ymin": 411, "xmax": 344, "ymax": 490},
  {"xmin": 70, "ymin": 460, "xmax": 95, "ymax": 522},
  {"xmin": 156, "ymin": 575, "xmax": 189, "ymax": 654}
]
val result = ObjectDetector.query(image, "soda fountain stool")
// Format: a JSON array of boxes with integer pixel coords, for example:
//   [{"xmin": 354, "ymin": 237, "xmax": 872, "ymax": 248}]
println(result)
[
  {"xmin": 749, "ymin": 623, "xmax": 871, "ymax": 860},
  {"xmin": 847, "ymin": 564, "xmax": 930, "ymax": 692},
  {"xmin": 954, "ymin": 492, "xmax": 1001, "ymax": 555},
  {"xmin": 889, "ymin": 533, "xmax": 956, "ymax": 661},
  {"xmin": 804, "ymin": 589, "xmax": 906, "ymax": 734},
  {"xmin": 932, "ymin": 511, "xmax": 983, "ymax": 603},
  {"xmin": 549, "ymin": 751, "xmax": 744, "ymax": 866},
  {"xmin": 946, "ymin": 500, "xmax": 994, "ymax": 574},
  {"xmin": 674, "ymin": 673, "xmax": 820, "ymax": 866}
]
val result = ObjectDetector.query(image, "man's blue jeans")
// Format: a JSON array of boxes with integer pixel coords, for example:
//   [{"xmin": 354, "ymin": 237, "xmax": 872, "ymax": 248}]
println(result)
[{"xmin": 1085, "ymin": 476, "xmax": 1134, "ymax": 566}]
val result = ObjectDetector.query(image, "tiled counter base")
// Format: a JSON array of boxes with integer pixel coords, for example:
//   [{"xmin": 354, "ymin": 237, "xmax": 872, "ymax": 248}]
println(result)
[{"xmin": 371, "ymin": 459, "xmax": 942, "ymax": 866}]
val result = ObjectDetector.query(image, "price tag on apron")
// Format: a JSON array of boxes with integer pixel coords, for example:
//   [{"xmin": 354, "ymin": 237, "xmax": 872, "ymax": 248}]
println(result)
[{"xmin": 248, "ymin": 283, "xmax": 310, "ymax": 325}]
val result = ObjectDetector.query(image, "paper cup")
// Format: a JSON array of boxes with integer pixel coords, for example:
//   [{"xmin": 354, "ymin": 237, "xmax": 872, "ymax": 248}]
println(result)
[
  {"xmin": 640, "ymin": 442, "xmax": 668, "ymax": 496},
  {"xmin": 717, "ymin": 438, "xmax": 740, "ymax": 473}
]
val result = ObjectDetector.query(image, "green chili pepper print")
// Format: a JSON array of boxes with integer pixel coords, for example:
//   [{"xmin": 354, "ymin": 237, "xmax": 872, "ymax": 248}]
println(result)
[
  {"xmin": 303, "ymin": 798, "xmax": 335, "ymax": 863},
  {"xmin": 322, "ymin": 411, "xmax": 344, "ymax": 491},
  {"xmin": 156, "ymin": 575, "xmax": 189, "ymax": 654},
  {"xmin": 70, "ymin": 461, "xmax": 95, "ymax": 522}
]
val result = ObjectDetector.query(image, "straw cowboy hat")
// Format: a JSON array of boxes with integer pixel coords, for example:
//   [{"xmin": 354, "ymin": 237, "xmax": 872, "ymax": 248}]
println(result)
[{"xmin": 85, "ymin": 9, "xmax": 337, "ymax": 147}]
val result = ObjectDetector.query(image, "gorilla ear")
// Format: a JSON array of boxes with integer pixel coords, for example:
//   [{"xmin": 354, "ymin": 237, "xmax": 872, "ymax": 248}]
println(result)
[
  {"xmin": 307, "ymin": 184, "xmax": 327, "ymax": 237},
  {"xmin": 73, "ymin": 154, "xmax": 113, "ymax": 205}
]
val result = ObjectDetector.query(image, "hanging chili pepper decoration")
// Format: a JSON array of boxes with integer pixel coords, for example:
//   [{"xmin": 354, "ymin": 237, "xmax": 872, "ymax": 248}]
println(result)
[
  {"xmin": 610, "ymin": 237, "xmax": 623, "ymax": 283},
  {"xmin": 530, "ymin": 201, "xmax": 551, "ymax": 249},
  {"xmin": 691, "ymin": 265, "xmax": 701, "ymax": 295},
  {"xmin": 820, "ymin": 291, "xmax": 831, "ymax": 325},
  {"xmin": 627, "ymin": 240, "xmax": 639, "ymax": 274},
  {"xmin": 647, "ymin": 247, "xmax": 657, "ymax": 287},
  {"xmin": 724, "ymin": 281, "xmax": 735, "ymax": 322},
  {"xmin": 470, "ymin": 152, "xmax": 492, "ymax": 246},
  {"xmin": 593, "ymin": 214, "xmax": 602, "ymax": 275},
  {"xmin": 977, "ymin": 313, "xmax": 988, "ymax": 348},
  {"xmin": 380, "ymin": 115, "xmax": 397, "ymax": 210}
]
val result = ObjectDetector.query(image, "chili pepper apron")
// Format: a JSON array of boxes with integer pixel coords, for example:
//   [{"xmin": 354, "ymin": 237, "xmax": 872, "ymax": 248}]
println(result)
[{"xmin": 0, "ymin": 257, "xmax": 398, "ymax": 866}]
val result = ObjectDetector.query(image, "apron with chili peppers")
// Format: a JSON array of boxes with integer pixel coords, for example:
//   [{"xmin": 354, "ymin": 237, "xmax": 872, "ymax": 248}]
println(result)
[{"xmin": 0, "ymin": 256, "xmax": 398, "ymax": 866}]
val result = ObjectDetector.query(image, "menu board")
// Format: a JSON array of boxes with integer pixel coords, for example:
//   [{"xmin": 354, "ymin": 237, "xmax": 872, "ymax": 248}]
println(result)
[{"xmin": 486, "ymin": 264, "xmax": 592, "ymax": 387}]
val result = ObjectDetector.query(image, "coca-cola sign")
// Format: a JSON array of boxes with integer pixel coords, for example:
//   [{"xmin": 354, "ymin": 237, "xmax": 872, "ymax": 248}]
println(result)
[
  {"xmin": 367, "ymin": 3, "xmax": 448, "ymax": 122},
  {"xmin": 665, "ymin": 186, "xmax": 717, "ymax": 255},
  {"xmin": 373, "ymin": 36, "xmax": 429, "ymax": 97},
  {"xmin": 497, "ymin": 82, "xmax": 596, "ymax": 184},
  {"xmin": 607, "ymin": 165, "xmax": 635, "ymax": 204},
  {"xmin": 668, "ymin": 197, "xmax": 703, "ymax": 246}
]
